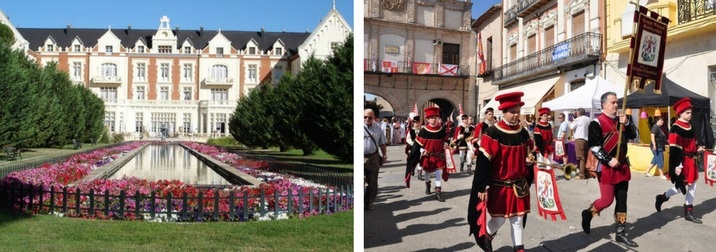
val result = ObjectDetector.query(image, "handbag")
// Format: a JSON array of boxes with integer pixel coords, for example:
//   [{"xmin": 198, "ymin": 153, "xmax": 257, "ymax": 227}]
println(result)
[
  {"xmin": 512, "ymin": 179, "xmax": 530, "ymax": 198},
  {"xmin": 585, "ymin": 151, "xmax": 598, "ymax": 179},
  {"xmin": 364, "ymin": 126, "xmax": 385, "ymax": 166}
]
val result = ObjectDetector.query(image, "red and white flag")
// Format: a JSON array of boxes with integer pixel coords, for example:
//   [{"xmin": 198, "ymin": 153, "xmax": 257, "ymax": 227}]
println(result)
[
  {"xmin": 477, "ymin": 32, "xmax": 486, "ymax": 75},
  {"xmin": 412, "ymin": 62, "xmax": 432, "ymax": 74},
  {"xmin": 439, "ymin": 63, "xmax": 458, "ymax": 76},
  {"xmin": 382, "ymin": 60, "xmax": 398, "ymax": 73}
]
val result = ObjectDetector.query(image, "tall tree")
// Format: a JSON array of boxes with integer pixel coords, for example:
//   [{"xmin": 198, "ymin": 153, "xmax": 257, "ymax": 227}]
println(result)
[
  {"xmin": 270, "ymin": 74, "xmax": 316, "ymax": 155},
  {"xmin": 298, "ymin": 34, "xmax": 353, "ymax": 163}
]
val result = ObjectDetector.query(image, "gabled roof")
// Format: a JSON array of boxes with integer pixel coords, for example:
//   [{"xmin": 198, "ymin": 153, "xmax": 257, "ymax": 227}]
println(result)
[{"xmin": 17, "ymin": 27, "xmax": 310, "ymax": 54}]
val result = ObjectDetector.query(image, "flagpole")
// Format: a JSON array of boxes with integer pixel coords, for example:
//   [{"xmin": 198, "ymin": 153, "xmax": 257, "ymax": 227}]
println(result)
[{"xmin": 616, "ymin": 1, "xmax": 639, "ymax": 161}]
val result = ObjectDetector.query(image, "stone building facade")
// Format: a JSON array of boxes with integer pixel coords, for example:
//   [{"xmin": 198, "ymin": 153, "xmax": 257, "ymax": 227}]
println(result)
[{"xmin": 364, "ymin": 0, "xmax": 474, "ymax": 119}]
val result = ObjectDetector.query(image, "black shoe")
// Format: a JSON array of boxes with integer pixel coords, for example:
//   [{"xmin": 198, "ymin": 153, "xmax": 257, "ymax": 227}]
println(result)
[
  {"xmin": 581, "ymin": 208, "xmax": 595, "ymax": 234},
  {"xmin": 467, "ymin": 165, "xmax": 473, "ymax": 175},
  {"xmin": 425, "ymin": 182, "xmax": 431, "ymax": 195},
  {"xmin": 655, "ymin": 194, "xmax": 668, "ymax": 212},
  {"xmin": 417, "ymin": 171, "xmax": 425, "ymax": 181},
  {"xmin": 684, "ymin": 205, "xmax": 703, "ymax": 224},
  {"xmin": 436, "ymin": 187, "xmax": 445, "ymax": 202},
  {"xmin": 615, "ymin": 232, "xmax": 639, "ymax": 247},
  {"xmin": 460, "ymin": 163, "xmax": 465, "ymax": 172}
]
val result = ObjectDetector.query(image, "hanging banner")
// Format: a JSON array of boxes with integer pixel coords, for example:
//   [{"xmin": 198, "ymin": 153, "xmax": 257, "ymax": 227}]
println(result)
[
  {"xmin": 445, "ymin": 148, "xmax": 457, "ymax": 173},
  {"xmin": 704, "ymin": 152, "xmax": 716, "ymax": 186},
  {"xmin": 412, "ymin": 62, "xmax": 432, "ymax": 74},
  {"xmin": 533, "ymin": 167, "xmax": 567, "ymax": 221},
  {"xmin": 439, "ymin": 63, "xmax": 458, "ymax": 76},
  {"xmin": 626, "ymin": 6, "xmax": 670, "ymax": 94}
]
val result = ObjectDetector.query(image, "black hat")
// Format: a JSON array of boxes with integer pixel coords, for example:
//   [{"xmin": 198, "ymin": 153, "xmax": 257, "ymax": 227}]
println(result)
[{"xmin": 412, "ymin": 116, "xmax": 420, "ymax": 122}]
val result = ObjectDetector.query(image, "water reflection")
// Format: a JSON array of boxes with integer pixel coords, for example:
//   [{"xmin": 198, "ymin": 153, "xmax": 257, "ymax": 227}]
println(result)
[{"xmin": 110, "ymin": 144, "xmax": 232, "ymax": 185}]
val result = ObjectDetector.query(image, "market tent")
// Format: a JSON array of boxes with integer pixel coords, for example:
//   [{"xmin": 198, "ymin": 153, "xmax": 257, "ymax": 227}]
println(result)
[
  {"xmin": 618, "ymin": 75, "xmax": 714, "ymax": 147},
  {"xmin": 542, "ymin": 76, "xmax": 622, "ymax": 113}
]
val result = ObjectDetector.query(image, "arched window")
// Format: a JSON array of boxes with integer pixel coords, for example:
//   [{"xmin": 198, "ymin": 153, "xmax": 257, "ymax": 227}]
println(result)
[
  {"xmin": 210, "ymin": 65, "xmax": 228, "ymax": 78},
  {"xmin": 100, "ymin": 63, "xmax": 117, "ymax": 77}
]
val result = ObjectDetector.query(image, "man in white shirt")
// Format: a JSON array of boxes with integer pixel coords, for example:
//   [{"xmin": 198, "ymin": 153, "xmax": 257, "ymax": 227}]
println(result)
[
  {"xmin": 364, "ymin": 109, "xmax": 387, "ymax": 210},
  {"xmin": 570, "ymin": 108, "xmax": 591, "ymax": 179}
]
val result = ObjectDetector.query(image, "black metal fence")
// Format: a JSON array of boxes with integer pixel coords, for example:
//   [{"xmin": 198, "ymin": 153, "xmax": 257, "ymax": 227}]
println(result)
[
  {"xmin": 678, "ymin": 0, "xmax": 716, "ymax": 24},
  {"xmin": 0, "ymin": 180, "xmax": 353, "ymax": 222},
  {"xmin": 257, "ymin": 159, "xmax": 354, "ymax": 189}
]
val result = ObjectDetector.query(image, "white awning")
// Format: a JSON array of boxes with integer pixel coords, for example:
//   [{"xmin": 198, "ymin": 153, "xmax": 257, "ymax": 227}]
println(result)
[{"xmin": 481, "ymin": 75, "xmax": 561, "ymax": 116}]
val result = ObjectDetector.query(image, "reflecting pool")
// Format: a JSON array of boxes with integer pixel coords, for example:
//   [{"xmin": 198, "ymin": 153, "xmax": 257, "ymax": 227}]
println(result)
[{"xmin": 110, "ymin": 144, "xmax": 232, "ymax": 185}]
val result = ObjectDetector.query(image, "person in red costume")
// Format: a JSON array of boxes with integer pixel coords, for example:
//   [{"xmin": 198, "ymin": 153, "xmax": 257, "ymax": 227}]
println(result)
[
  {"xmin": 468, "ymin": 91, "xmax": 535, "ymax": 252},
  {"xmin": 533, "ymin": 107, "xmax": 554, "ymax": 167},
  {"xmin": 655, "ymin": 97, "xmax": 705, "ymax": 224},
  {"xmin": 580, "ymin": 91, "xmax": 638, "ymax": 247},
  {"xmin": 410, "ymin": 106, "xmax": 452, "ymax": 202}
]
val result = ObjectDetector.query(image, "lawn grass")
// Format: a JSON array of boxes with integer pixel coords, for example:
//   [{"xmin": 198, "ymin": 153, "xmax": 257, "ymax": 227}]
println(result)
[
  {"xmin": 232, "ymin": 147, "xmax": 354, "ymax": 170},
  {"xmin": 0, "ymin": 208, "xmax": 353, "ymax": 251}
]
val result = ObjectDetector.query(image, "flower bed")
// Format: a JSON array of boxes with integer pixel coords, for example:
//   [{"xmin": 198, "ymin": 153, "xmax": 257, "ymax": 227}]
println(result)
[{"xmin": 0, "ymin": 142, "xmax": 353, "ymax": 222}]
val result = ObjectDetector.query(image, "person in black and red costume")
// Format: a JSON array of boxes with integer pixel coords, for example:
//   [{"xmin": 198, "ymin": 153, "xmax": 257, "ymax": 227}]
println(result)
[
  {"xmin": 454, "ymin": 114, "xmax": 475, "ymax": 174},
  {"xmin": 406, "ymin": 107, "xmax": 452, "ymax": 202},
  {"xmin": 533, "ymin": 107, "xmax": 555, "ymax": 168},
  {"xmin": 580, "ymin": 91, "xmax": 638, "ymax": 247},
  {"xmin": 655, "ymin": 97, "xmax": 705, "ymax": 224},
  {"xmin": 468, "ymin": 91, "xmax": 535, "ymax": 252}
]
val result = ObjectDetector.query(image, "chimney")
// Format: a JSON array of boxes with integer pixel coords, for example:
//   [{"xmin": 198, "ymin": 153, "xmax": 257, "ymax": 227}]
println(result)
[
  {"xmin": 65, "ymin": 24, "xmax": 71, "ymax": 34},
  {"xmin": 127, "ymin": 25, "xmax": 131, "ymax": 35},
  {"xmin": 200, "ymin": 26, "xmax": 204, "ymax": 37},
  {"xmin": 175, "ymin": 25, "xmax": 179, "ymax": 35},
  {"xmin": 261, "ymin": 25, "xmax": 265, "ymax": 35}
]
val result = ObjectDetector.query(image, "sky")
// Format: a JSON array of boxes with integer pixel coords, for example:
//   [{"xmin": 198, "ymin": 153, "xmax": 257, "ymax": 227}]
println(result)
[
  {"xmin": 1, "ymin": 0, "xmax": 353, "ymax": 33},
  {"xmin": 472, "ymin": 0, "xmax": 502, "ymax": 20}
]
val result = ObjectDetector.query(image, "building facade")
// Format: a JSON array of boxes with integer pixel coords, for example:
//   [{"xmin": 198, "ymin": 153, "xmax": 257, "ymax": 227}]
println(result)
[
  {"xmin": 475, "ymin": 0, "xmax": 604, "ymax": 117},
  {"xmin": 364, "ymin": 0, "xmax": 474, "ymax": 118},
  {"xmin": 605, "ymin": 0, "xmax": 716, "ymax": 120},
  {"xmin": 6, "ymin": 6, "xmax": 350, "ymax": 138}
]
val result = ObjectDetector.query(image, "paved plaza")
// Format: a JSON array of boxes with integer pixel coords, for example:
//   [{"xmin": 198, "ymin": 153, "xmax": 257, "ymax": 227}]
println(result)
[{"xmin": 365, "ymin": 145, "xmax": 716, "ymax": 251}]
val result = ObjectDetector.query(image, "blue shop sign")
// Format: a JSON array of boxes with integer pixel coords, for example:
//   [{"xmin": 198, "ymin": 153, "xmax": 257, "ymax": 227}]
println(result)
[{"xmin": 552, "ymin": 41, "xmax": 570, "ymax": 62}]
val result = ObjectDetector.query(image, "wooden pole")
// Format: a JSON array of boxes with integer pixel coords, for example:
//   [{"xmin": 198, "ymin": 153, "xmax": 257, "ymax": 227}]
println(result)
[{"xmin": 616, "ymin": 2, "xmax": 639, "ymax": 161}]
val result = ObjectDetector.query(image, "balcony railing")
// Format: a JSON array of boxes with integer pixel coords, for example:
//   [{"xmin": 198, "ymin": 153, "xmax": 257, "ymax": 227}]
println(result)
[
  {"xmin": 363, "ymin": 59, "xmax": 469, "ymax": 77},
  {"xmin": 678, "ymin": 0, "xmax": 716, "ymax": 24},
  {"xmin": 202, "ymin": 78, "xmax": 234, "ymax": 86},
  {"xmin": 91, "ymin": 76, "xmax": 122, "ymax": 85},
  {"xmin": 493, "ymin": 32, "xmax": 602, "ymax": 83},
  {"xmin": 517, "ymin": 0, "xmax": 550, "ymax": 18},
  {"xmin": 504, "ymin": 6, "xmax": 518, "ymax": 27}
]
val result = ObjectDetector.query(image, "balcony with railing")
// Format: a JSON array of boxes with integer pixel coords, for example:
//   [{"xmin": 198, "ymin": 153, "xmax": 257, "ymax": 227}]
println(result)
[
  {"xmin": 91, "ymin": 76, "xmax": 122, "ymax": 86},
  {"xmin": 504, "ymin": 6, "xmax": 518, "ymax": 27},
  {"xmin": 517, "ymin": 0, "xmax": 552, "ymax": 18},
  {"xmin": 363, "ymin": 60, "xmax": 469, "ymax": 77},
  {"xmin": 492, "ymin": 32, "xmax": 602, "ymax": 85},
  {"xmin": 202, "ymin": 78, "xmax": 234, "ymax": 86},
  {"xmin": 677, "ymin": 0, "xmax": 716, "ymax": 24}
]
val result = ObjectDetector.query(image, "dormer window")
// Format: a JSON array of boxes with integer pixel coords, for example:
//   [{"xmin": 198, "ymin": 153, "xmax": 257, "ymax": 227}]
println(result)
[
  {"xmin": 138, "ymin": 46, "xmax": 145, "ymax": 53},
  {"xmin": 158, "ymin": 46, "xmax": 171, "ymax": 53},
  {"xmin": 184, "ymin": 46, "xmax": 191, "ymax": 54},
  {"xmin": 216, "ymin": 47, "xmax": 224, "ymax": 57},
  {"xmin": 74, "ymin": 45, "xmax": 81, "ymax": 52},
  {"xmin": 47, "ymin": 45, "xmax": 54, "ymax": 52},
  {"xmin": 275, "ymin": 47, "xmax": 283, "ymax": 55},
  {"xmin": 249, "ymin": 47, "xmax": 256, "ymax": 55},
  {"xmin": 105, "ymin": 46, "xmax": 113, "ymax": 53}
]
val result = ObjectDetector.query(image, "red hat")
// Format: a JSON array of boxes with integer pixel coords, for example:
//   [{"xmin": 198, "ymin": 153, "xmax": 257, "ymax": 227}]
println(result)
[
  {"xmin": 495, "ymin": 91, "xmax": 525, "ymax": 111},
  {"xmin": 424, "ymin": 107, "xmax": 441, "ymax": 118},
  {"xmin": 538, "ymin": 107, "xmax": 551, "ymax": 116},
  {"xmin": 673, "ymin": 97, "xmax": 692, "ymax": 115}
]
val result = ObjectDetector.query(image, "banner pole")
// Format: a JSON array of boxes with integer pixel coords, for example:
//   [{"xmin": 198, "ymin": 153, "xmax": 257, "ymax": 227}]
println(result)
[{"xmin": 616, "ymin": 1, "xmax": 640, "ymax": 161}]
